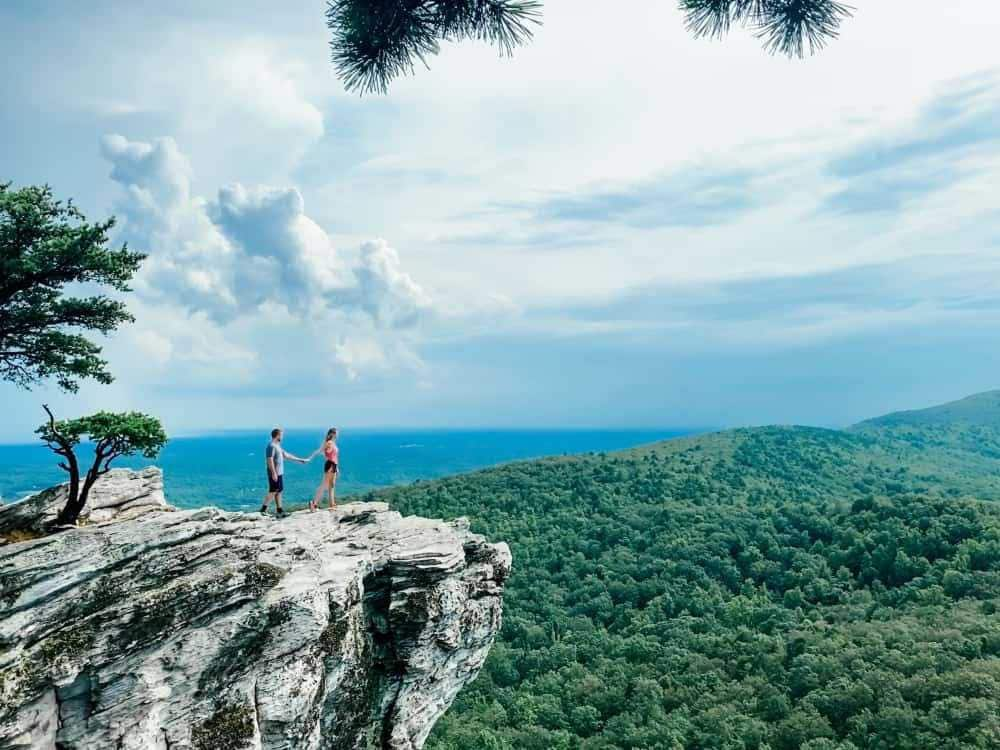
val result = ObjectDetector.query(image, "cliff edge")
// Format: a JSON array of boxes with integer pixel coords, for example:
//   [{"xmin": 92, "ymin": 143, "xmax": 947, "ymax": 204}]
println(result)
[{"xmin": 0, "ymin": 469, "xmax": 511, "ymax": 750}]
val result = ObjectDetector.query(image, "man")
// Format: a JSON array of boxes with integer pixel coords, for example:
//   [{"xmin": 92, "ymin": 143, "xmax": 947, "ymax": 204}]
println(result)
[{"xmin": 262, "ymin": 428, "xmax": 309, "ymax": 517}]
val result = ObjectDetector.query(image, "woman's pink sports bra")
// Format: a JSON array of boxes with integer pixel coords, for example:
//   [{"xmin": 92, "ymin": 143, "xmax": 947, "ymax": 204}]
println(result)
[{"xmin": 324, "ymin": 441, "xmax": 339, "ymax": 462}]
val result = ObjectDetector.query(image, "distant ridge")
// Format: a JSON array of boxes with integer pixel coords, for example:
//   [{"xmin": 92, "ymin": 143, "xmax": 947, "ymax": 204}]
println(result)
[{"xmin": 853, "ymin": 389, "xmax": 1000, "ymax": 430}]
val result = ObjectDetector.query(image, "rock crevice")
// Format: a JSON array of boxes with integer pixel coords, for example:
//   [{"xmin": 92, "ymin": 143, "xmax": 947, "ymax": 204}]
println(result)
[{"xmin": 0, "ymin": 469, "xmax": 510, "ymax": 750}]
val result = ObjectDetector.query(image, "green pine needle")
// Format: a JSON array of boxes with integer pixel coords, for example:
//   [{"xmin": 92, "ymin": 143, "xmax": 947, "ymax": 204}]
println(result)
[
  {"xmin": 328, "ymin": 0, "xmax": 542, "ymax": 95},
  {"xmin": 680, "ymin": 0, "xmax": 853, "ymax": 57}
]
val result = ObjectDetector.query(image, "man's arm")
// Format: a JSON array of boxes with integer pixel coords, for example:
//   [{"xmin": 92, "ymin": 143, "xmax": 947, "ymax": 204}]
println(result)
[
  {"xmin": 282, "ymin": 448, "xmax": 309, "ymax": 464},
  {"xmin": 266, "ymin": 448, "xmax": 278, "ymax": 479}
]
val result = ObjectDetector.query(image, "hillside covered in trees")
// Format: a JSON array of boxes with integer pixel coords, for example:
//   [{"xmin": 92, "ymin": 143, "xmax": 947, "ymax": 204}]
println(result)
[{"xmin": 373, "ymin": 392, "xmax": 1000, "ymax": 749}]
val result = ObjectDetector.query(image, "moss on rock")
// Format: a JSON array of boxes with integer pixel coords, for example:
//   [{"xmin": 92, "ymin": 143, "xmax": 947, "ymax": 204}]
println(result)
[
  {"xmin": 1, "ymin": 619, "xmax": 101, "ymax": 717},
  {"xmin": 319, "ymin": 611, "xmax": 351, "ymax": 655},
  {"xmin": 244, "ymin": 563, "xmax": 286, "ymax": 597},
  {"xmin": 191, "ymin": 702, "xmax": 255, "ymax": 750}
]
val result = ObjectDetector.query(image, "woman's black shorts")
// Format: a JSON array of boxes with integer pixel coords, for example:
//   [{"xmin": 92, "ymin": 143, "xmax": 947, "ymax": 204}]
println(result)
[{"xmin": 324, "ymin": 460, "xmax": 338, "ymax": 475}]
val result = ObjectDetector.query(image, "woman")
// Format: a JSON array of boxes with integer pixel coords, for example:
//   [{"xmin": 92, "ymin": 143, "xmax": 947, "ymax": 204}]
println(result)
[{"xmin": 309, "ymin": 428, "xmax": 339, "ymax": 511}]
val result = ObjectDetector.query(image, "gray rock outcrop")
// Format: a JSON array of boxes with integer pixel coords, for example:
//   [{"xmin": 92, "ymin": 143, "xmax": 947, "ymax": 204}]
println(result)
[
  {"xmin": 0, "ymin": 467, "xmax": 168, "ymax": 536},
  {"xmin": 0, "ymin": 470, "xmax": 510, "ymax": 749}
]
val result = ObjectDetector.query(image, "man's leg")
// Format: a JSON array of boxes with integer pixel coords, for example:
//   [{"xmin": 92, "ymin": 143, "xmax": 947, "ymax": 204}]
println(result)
[
  {"xmin": 261, "ymin": 490, "xmax": 273, "ymax": 514},
  {"xmin": 274, "ymin": 475, "xmax": 286, "ymax": 516}
]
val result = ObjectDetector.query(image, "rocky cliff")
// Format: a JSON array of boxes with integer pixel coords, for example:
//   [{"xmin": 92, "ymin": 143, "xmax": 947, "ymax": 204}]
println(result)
[
  {"xmin": 0, "ymin": 469, "xmax": 510, "ymax": 750},
  {"xmin": 0, "ymin": 467, "xmax": 167, "ymax": 536}
]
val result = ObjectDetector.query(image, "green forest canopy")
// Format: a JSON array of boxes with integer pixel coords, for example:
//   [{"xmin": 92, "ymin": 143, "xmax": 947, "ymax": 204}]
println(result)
[{"xmin": 370, "ymin": 391, "xmax": 1000, "ymax": 749}]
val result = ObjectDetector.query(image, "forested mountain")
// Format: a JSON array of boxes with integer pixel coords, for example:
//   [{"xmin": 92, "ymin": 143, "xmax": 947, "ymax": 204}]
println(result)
[
  {"xmin": 857, "ymin": 390, "xmax": 1000, "ymax": 430},
  {"xmin": 851, "ymin": 390, "xmax": 1000, "ymax": 504},
  {"xmin": 372, "ymin": 392, "xmax": 1000, "ymax": 749}
]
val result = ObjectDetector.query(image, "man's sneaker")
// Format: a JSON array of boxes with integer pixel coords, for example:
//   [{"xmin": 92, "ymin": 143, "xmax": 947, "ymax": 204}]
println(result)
[
  {"xmin": 276, "ymin": 508, "xmax": 287, "ymax": 519},
  {"xmin": 260, "ymin": 505, "xmax": 268, "ymax": 515}
]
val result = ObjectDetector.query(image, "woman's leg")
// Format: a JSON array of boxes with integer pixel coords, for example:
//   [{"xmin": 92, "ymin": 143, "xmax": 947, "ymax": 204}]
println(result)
[
  {"xmin": 328, "ymin": 473, "xmax": 337, "ymax": 509},
  {"xmin": 311, "ymin": 473, "xmax": 329, "ymax": 510}
]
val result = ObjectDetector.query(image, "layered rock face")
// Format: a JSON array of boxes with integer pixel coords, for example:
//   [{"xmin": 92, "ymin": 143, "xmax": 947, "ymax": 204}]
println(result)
[
  {"xmin": 0, "ymin": 470, "xmax": 510, "ymax": 750},
  {"xmin": 0, "ymin": 467, "xmax": 167, "ymax": 535}
]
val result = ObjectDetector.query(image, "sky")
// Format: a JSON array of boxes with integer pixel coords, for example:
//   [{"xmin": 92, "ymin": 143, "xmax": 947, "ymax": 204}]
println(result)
[{"xmin": 2, "ymin": 0, "xmax": 1000, "ymax": 442}]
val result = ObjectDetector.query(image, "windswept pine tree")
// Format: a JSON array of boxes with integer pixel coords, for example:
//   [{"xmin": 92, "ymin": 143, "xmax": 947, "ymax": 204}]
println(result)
[
  {"xmin": 0, "ymin": 183, "xmax": 144, "ymax": 392},
  {"xmin": 36, "ymin": 406, "xmax": 167, "ymax": 527}
]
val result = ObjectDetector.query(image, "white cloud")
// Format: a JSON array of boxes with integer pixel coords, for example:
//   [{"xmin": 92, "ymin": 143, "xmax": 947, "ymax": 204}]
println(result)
[
  {"xmin": 342, "ymin": 240, "xmax": 433, "ymax": 328},
  {"xmin": 130, "ymin": 329, "xmax": 173, "ymax": 366},
  {"xmin": 101, "ymin": 134, "xmax": 192, "ymax": 218},
  {"xmin": 101, "ymin": 134, "xmax": 239, "ymax": 317},
  {"xmin": 100, "ymin": 134, "xmax": 433, "ymax": 384},
  {"xmin": 210, "ymin": 43, "xmax": 323, "ymax": 146},
  {"xmin": 331, "ymin": 336, "xmax": 425, "ymax": 382},
  {"xmin": 208, "ymin": 183, "xmax": 344, "ymax": 315},
  {"xmin": 169, "ymin": 41, "xmax": 324, "ymax": 182},
  {"xmin": 102, "ymin": 134, "xmax": 431, "ymax": 327},
  {"xmin": 93, "ymin": 32, "xmax": 325, "ymax": 184}
]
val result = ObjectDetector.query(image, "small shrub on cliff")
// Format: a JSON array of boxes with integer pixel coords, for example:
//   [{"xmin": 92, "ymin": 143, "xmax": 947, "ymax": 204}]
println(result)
[{"xmin": 36, "ymin": 405, "xmax": 167, "ymax": 527}]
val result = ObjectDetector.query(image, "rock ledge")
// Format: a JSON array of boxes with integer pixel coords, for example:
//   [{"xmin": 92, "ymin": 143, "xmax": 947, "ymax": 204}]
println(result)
[
  {"xmin": 0, "ymin": 470, "xmax": 510, "ymax": 750},
  {"xmin": 0, "ymin": 467, "xmax": 168, "ymax": 536}
]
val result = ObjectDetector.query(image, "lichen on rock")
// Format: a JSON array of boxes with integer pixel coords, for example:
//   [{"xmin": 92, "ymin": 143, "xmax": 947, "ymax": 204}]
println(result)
[
  {"xmin": 0, "ymin": 470, "xmax": 511, "ymax": 749},
  {"xmin": 191, "ymin": 702, "xmax": 256, "ymax": 750}
]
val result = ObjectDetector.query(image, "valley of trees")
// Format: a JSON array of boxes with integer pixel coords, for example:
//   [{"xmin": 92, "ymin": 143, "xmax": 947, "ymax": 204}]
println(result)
[{"xmin": 374, "ymin": 397, "xmax": 1000, "ymax": 749}]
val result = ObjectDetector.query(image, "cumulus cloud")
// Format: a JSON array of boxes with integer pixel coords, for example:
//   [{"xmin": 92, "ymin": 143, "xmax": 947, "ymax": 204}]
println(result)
[
  {"xmin": 102, "ymin": 134, "xmax": 431, "ymax": 329},
  {"xmin": 102, "ymin": 134, "xmax": 191, "ymax": 209},
  {"xmin": 338, "ymin": 240, "xmax": 433, "ymax": 328},
  {"xmin": 101, "ymin": 134, "xmax": 239, "ymax": 317},
  {"xmin": 207, "ymin": 183, "xmax": 343, "ymax": 316},
  {"xmin": 101, "ymin": 134, "xmax": 433, "ymax": 380}
]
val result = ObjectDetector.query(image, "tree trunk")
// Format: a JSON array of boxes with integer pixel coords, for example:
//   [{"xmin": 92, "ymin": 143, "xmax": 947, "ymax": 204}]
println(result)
[
  {"xmin": 55, "ymin": 468, "xmax": 84, "ymax": 526},
  {"xmin": 42, "ymin": 404, "xmax": 86, "ymax": 528},
  {"xmin": 57, "ymin": 453, "xmax": 107, "ymax": 527}
]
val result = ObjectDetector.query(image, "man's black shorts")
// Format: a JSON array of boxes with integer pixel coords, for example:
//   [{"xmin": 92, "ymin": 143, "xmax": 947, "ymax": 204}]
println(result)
[{"xmin": 268, "ymin": 474, "xmax": 284, "ymax": 493}]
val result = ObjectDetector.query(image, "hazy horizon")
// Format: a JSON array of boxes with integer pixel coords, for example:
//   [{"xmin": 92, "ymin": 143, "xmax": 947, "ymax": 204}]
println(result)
[
  {"xmin": 7, "ymin": 385, "xmax": 995, "ymax": 447},
  {"xmin": 0, "ymin": 424, "xmax": 706, "ymax": 448}
]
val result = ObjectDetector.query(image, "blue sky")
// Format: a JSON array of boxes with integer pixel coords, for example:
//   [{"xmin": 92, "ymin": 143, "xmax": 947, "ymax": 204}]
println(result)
[{"xmin": 2, "ymin": 0, "xmax": 1000, "ymax": 441}]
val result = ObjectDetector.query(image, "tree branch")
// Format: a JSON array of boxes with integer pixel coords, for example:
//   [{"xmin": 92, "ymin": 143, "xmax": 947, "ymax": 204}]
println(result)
[
  {"xmin": 99, "ymin": 452, "xmax": 120, "ymax": 475},
  {"xmin": 42, "ymin": 402, "xmax": 57, "ymax": 431}
]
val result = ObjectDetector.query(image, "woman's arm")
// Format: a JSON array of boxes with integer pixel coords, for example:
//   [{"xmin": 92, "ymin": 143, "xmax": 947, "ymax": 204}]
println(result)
[{"xmin": 307, "ymin": 439, "xmax": 329, "ymax": 461}]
